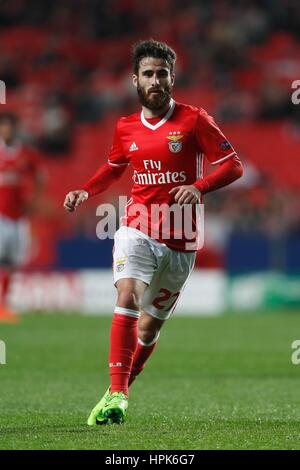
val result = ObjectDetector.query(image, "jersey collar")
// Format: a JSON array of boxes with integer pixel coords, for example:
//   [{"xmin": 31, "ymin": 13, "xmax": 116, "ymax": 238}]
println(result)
[{"xmin": 140, "ymin": 98, "xmax": 175, "ymax": 131}]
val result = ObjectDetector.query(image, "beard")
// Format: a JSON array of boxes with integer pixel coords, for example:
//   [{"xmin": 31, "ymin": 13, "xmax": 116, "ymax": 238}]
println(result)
[{"xmin": 137, "ymin": 81, "xmax": 173, "ymax": 112}]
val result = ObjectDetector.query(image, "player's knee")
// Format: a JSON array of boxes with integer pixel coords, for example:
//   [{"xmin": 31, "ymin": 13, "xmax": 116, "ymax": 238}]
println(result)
[{"xmin": 117, "ymin": 290, "xmax": 140, "ymax": 310}]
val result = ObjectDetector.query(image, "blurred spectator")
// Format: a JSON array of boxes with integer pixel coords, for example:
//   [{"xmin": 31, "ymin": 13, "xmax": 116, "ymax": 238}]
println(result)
[{"xmin": 38, "ymin": 93, "xmax": 73, "ymax": 155}]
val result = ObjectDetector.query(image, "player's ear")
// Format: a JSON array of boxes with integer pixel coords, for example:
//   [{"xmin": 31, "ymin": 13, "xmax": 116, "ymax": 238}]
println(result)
[
  {"xmin": 132, "ymin": 75, "xmax": 138, "ymax": 88},
  {"xmin": 171, "ymin": 73, "xmax": 175, "ymax": 86}
]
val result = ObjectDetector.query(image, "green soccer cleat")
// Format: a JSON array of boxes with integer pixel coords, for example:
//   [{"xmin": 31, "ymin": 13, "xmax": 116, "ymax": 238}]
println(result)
[
  {"xmin": 102, "ymin": 391, "xmax": 128, "ymax": 424},
  {"xmin": 87, "ymin": 387, "xmax": 110, "ymax": 426}
]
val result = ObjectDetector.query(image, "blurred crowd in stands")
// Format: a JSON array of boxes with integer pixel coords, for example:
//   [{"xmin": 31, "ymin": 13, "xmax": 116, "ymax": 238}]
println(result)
[{"xmin": 0, "ymin": 0, "xmax": 299, "ymax": 269}]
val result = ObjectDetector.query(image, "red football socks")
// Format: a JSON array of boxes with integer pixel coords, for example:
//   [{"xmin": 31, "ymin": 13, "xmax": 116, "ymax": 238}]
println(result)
[
  {"xmin": 109, "ymin": 309, "xmax": 139, "ymax": 396},
  {"xmin": 128, "ymin": 333, "xmax": 160, "ymax": 387},
  {"xmin": 0, "ymin": 270, "xmax": 10, "ymax": 307}
]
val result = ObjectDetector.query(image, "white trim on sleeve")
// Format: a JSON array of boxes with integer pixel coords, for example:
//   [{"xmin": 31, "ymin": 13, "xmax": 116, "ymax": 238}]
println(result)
[
  {"xmin": 210, "ymin": 151, "xmax": 237, "ymax": 165},
  {"xmin": 108, "ymin": 160, "xmax": 130, "ymax": 167}
]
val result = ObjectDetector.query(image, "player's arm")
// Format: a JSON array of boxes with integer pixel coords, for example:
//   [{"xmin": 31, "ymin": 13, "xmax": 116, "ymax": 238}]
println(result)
[
  {"xmin": 170, "ymin": 109, "xmax": 243, "ymax": 206},
  {"xmin": 169, "ymin": 155, "xmax": 243, "ymax": 206},
  {"xmin": 193, "ymin": 108, "xmax": 243, "ymax": 193},
  {"xmin": 192, "ymin": 153, "xmax": 243, "ymax": 194},
  {"xmin": 64, "ymin": 123, "xmax": 129, "ymax": 212},
  {"xmin": 64, "ymin": 163, "xmax": 127, "ymax": 212}
]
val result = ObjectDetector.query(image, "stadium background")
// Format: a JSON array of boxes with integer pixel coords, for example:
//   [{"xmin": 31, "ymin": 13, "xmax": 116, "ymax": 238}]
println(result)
[{"xmin": 1, "ymin": 0, "xmax": 300, "ymax": 450}]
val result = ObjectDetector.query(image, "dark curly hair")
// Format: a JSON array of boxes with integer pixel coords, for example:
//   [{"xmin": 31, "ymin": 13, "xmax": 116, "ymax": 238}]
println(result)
[{"xmin": 132, "ymin": 39, "xmax": 176, "ymax": 75}]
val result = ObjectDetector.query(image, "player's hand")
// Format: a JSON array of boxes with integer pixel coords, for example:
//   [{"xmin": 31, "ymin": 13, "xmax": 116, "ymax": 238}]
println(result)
[
  {"xmin": 169, "ymin": 185, "xmax": 200, "ymax": 207},
  {"xmin": 64, "ymin": 190, "xmax": 88, "ymax": 212}
]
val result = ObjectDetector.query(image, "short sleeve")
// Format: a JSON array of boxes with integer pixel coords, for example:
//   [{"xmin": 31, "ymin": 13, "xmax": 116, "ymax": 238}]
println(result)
[
  {"xmin": 108, "ymin": 122, "xmax": 130, "ymax": 168},
  {"xmin": 194, "ymin": 109, "xmax": 237, "ymax": 165}
]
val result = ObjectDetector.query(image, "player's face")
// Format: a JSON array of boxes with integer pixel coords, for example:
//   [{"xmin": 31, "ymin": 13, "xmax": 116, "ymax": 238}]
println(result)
[
  {"xmin": 133, "ymin": 57, "xmax": 175, "ymax": 111},
  {"xmin": 0, "ymin": 120, "xmax": 16, "ymax": 143}
]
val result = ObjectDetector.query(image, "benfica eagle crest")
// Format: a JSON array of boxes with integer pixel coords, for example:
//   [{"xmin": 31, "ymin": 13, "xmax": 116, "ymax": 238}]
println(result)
[{"xmin": 167, "ymin": 132, "xmax": 183, "ymax": 153}]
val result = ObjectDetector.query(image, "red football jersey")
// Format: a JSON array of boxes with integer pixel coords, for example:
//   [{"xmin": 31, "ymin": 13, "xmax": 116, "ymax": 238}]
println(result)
[
  {"xmin": 0, "ymin": 141, "xmax": 40, "ymax": 220},
  {"xmin": 107, "ymin": 99, "xmax": 237, "ymax": 251}
]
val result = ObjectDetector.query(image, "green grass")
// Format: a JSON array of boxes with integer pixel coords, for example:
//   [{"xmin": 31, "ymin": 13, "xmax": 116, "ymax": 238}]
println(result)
[{"xmin": 1, "ymin": 312, "xmax": 300, "ymax": 450}]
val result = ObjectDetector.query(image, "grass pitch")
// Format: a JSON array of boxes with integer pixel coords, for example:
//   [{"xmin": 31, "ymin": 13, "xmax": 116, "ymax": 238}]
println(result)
[{"xmin": 0, "ymin": 311, "xmax": 300, "ymax": 450}]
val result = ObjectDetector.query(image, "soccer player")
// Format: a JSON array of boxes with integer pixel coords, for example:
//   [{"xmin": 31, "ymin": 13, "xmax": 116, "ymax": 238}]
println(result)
[
  {"xmin": 64, "ymin": 40, "xmax": 243, "ymax": 425},
  {"xmin": 0, "ymin": 112, "xmax": 44, "ymax": 322}
]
